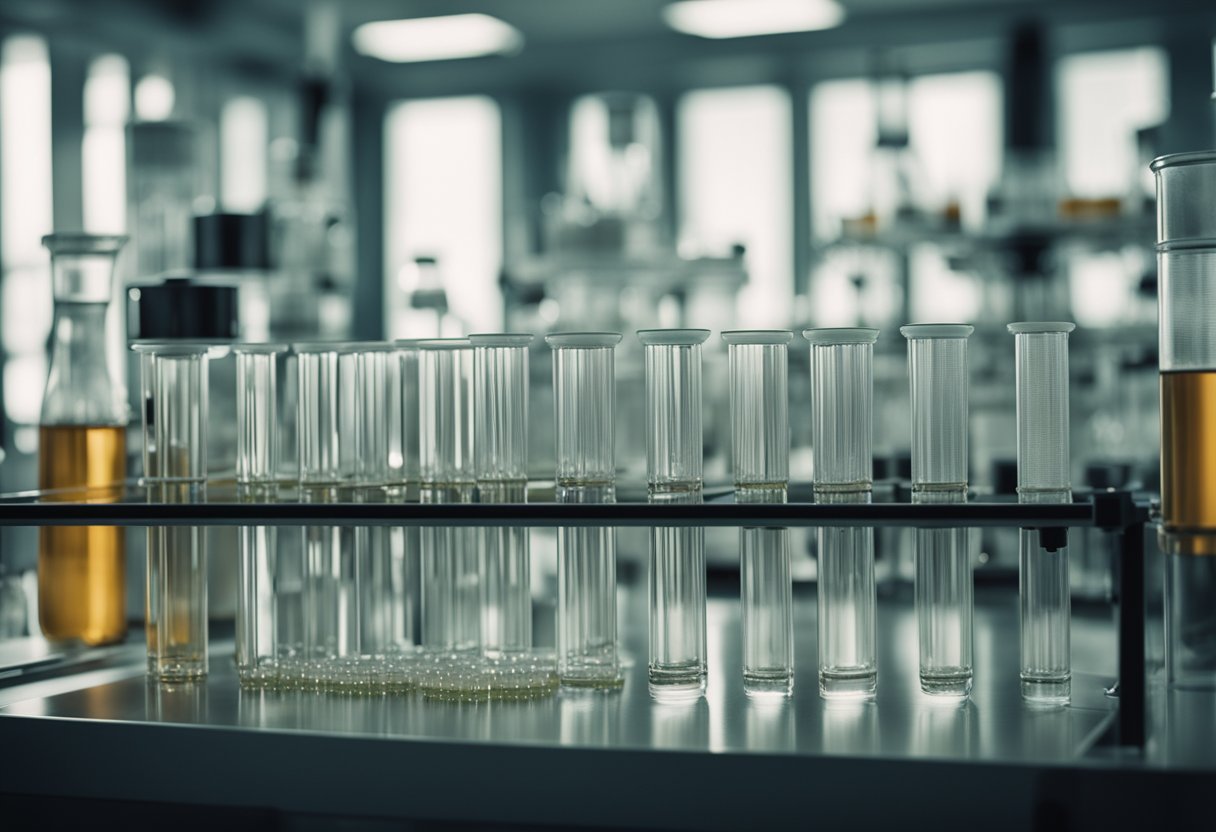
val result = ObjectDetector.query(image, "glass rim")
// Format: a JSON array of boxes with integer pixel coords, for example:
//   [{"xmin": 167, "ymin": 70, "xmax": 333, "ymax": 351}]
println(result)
[
  {"xmin": 1007, "ymin": 321, "xmax": 1076, "ymax": 335},
  {"xmin": 292, "ymin": 340, "xmax": 376, "ymax": 353},
  {"xmin": 802, "ymin": 327, "xmax": 880, "ymax": 345},
  {"xmin": 231, "ymin": 342, "xmax": 289, "ymax": 354},
  {"xmin": 468, "ymin": 332, "xmax": 534, "ymax": 347},
  {"xmin": 130, "ymin": 340, "xmax": 217, "ymax": 357},
  {"xmin": 636, "ymin": 328, "xmax": 711, "ymax": 346},
  {"xmin": 544, "ymin": 332, "xmax": 622, "ymax": 348},
  {"xmin": 720, "ymin": 329, "xmax": 793, "ymax": 345},
  {"xmin": 42, "ymin": 233, "xmax": 128, "ymax": 255},
  {"xmin": 1150, "ymin": 150, "xmax": 1216, "ymax": 172},
  {"xmin": 899, "ymin": 323, "xmax": 975, "ymax": 340},
  {"xmin": 414, "ymin": 337, "xmax": 472, "ymax": 350}
]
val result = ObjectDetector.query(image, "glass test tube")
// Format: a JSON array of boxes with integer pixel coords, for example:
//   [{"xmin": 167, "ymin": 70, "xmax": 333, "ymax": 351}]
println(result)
[
  {"xmin": 295, "ymin": 343, "xmax": 361, "ymax": 678},
  {"xmin": 1010, "ymin": 322, "xmax": 1075, "ymax": 705},
  {"xmin": 902, "ymin": 324, "xmax": 974, "ymax": 699},
  {"xmin": 135, "ymin": 343, "xmax": 211, "ymax": 681},
  {"xmin": 417, "ymin": 338, "xmax": 478, "ymax": 653},
  {"xmin": 471, "ymin": 334, "xmax": 533, "ymax": 655},
  {"xmin": 640, "ymin": 329, "xmax": 709, "ymax": 701},
  {"xmin": 389, "ymin": 340, "xmax": 421, "ymax": 651},
  {"xmin": 354, "ymin": 344, "xmax": 396, "ymax": 662},
  {"xmin": 723, "ymin": 330, "xmax": 794, "ymax": 698},
  {"xmin": 547, "ymin": 333, "xmax": 623, "ymax": 688},
  {"xmin": 805, "ymin": 327, "xmax": 879, "ymax": 700},
  {"xmin": 234, "ymin": 344, "xmax": 287, "ymax": 686}
]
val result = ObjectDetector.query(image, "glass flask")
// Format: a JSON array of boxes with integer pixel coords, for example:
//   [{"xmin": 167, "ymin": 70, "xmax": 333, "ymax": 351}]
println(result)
[{"xmin": 38, "ymin": 233, "xmax": 129, "ymax": 647}]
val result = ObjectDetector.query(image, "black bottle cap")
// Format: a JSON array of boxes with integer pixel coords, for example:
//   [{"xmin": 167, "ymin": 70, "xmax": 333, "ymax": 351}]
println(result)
[
  {"xmin": 128, "ymin": 275, "xmax": 239, "ymax": 340},
  {"xmin": 193, "ymin": 212, "xmax": 269, "ymax": 271}
]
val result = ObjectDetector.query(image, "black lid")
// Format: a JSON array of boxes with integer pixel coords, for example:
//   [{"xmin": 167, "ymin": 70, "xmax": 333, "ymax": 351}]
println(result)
[
  {"xmin": 194, "ymin": 212, "xmax": 269, "ymax": 270},
  {"xmin": 128, "ymin": 276, "xmax": 239, "ymax": 340},
  {"xmin": 413, "ymin": 255, "xmax": 438, "ymax": 266}
]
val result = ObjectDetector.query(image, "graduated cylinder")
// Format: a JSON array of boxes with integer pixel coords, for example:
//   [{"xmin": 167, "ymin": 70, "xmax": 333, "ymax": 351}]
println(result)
[
  {"xmin": 547, "ymin": 333, "xmax": 623, "ymax": 688},
  {"xmin": 724, "ymin": 330, "xmax": 794, "ymax": 697},
  {"xmin": 1010, "ymin": 322, "xmax": 1075, "ymax": 705},
  {"xmin": 902, "ymin": 324, "xmax": 974, "ymax": 699},
  {"xmin": 472, "ymin": 333, "xmax": 533, "ymax": 655},
  {"xmin": 805, "ymin": 327, "xmax": 879, "ymax": 700}
]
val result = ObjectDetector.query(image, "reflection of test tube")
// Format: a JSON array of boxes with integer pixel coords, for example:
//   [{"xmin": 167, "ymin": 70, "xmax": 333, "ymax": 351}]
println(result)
[
  {"xmin": 418, "ymin": 338, "xmax": 478, "ymax": 652},
  {"xmin": 723, "ymin": 330, "xmax": 794, "ymax": 698},
  {"xmin": 1010, "ymin": 322, "xmax": 1075, "ymax": 705},
  {"xmin": 295, "ymin": 343, "xmax": 361, "ymax": 671},
  {"xmin": 804, "ymin": 328, "xmax": 879, "ymax": 700},
  {"xmin": 902, "ymin": 324, "xmax": 974, "ymax": 699},
  {"xmin": 234, "ymin": 344, "xmax": 287, "ymax": 686},
  {"xmin": 471, "ymin": 334, "xmax": 533, "ymax": 655},
  {"xmin": 136, "ymin": 343, "xmax": 211, "ymax": 681},
  {"xmin": 546, "ymin": 333, "xmax": 622, "ymax": 688},
  {"xmin": 640, "ymin": 328, "xmax": 709, "ymax": 701}
]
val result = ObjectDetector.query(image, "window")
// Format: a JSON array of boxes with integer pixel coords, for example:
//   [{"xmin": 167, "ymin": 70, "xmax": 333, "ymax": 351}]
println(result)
[
  {"xmin": 384, "ymin": 96, "xmax": 503, "ymax": 336},
  {"xmin": 678, "ymin": 86, "xmax": 792, "ymax": 327}
]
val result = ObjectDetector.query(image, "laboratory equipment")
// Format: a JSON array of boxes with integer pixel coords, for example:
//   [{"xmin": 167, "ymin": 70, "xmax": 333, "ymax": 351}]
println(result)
[
  {"xmin": 471, "ymin": 334, "xmax": 533, "ymax": 655},
  {"xmin": 234, "ymin": 344, "xmax": 287, "ymax": 686},
  {"xmin": 1152, "ymin": 151, "xmax": 1216, "ymax": 688},
  {"xmin": 805, "ymin": 327, "xmax": 879, "ymax": 700},
  {"xmin": 1009, "ymin": 321, "xmax": 1075, "ymax": 705},
  {"xmin": 723, "ymin": 330, "xmax": 794, "ymax": 698},
  {"xmin": 902, "ymin": 324, "xmax": 975, "ymax": 698},
  {"xmin": 547, "ymin": 332, "xmax": 623, "ymax": 689},
  {"xmin": 38, "ymin": 233, "xmax": 129, "ymax": 647},
  {"xmin": 134, "ymin": 342, "xmax": 211, "ymax": 681},
  {"xmin": 640, "ymin": 329, "xmax": 709, "ymax": 701},
  {"xmin": 389, "ymin": 341, "xmax": 421, "ymax": 488}
]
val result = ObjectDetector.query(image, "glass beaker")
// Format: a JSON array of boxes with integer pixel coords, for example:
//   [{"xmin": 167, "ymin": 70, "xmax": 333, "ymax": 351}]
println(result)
[
  {"xmin": 38, "ymin": 233, "xmax": 129, "ymax": 647},
  {"xmin": 1152, "ymin": 151, "xmax": 1216, "ymax": 687}
]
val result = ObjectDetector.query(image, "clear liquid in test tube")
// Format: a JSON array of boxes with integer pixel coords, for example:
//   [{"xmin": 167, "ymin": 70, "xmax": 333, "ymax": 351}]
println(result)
[
  {"xmin": 640, "ymin": 329, "xmax": 709, "ymax": 701},
  {"xmin": 134, "ymin": 342, "xmax": 211, "ymax": 682},
  {"xmin": 723, "ymin": 330, "xmax": 794, "ymax": 698},
  {"xmin": 233, "ymin": 344, "xmax": 288, "ymax": 687},
  {"xmin": 471, "ymin": 334, "xmax": 534, "ymax": 656},
  {"xmin": 804, "ymin": 327, "xmax": 879, "ymax": 700},
  {"xmin": 1010, "ymin": 322, "xmax": 1075, "ymax": 706},
  {"xmin": 547, "ymin": 333, "xmax": 623, "ymax": 689},
  {"xmin": 901, "ymin": 324, "xmax": 974, "ymax": 699}
]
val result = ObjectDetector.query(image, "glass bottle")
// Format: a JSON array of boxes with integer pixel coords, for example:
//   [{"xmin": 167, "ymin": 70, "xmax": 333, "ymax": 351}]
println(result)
[{"xmin": 37, "ymin": 233, "xmax": 129, "ymax": 646}]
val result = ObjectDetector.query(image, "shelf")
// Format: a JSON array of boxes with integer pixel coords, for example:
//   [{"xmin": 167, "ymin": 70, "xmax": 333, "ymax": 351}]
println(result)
[{"xmin": 0, "ymin": 480, "xmax": 1129, "ymax": 530}]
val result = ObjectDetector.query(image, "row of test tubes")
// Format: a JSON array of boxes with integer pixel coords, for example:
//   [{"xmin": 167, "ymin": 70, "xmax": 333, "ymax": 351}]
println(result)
[{"xmin": 134, "ymin": 321, "xmax": 1075, "ymax": 706}]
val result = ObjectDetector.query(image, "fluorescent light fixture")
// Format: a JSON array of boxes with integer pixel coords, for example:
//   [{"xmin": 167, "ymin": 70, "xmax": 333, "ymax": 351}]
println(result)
[
  {"xmin": 352, "ymin": 14, "xmax": 523, "ymax": 63},
  {"xmin": 663, "ymin": 0, "xmax": 845, "ymax": 39}
]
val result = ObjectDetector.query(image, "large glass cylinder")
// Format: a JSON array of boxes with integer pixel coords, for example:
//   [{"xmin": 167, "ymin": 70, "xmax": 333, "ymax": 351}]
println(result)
[
  {"xmin": 38, "ymin": 234, "xmax": 129, "ymax": 647},
  {"xmin": 1152, "ymin": 151, "xmax": 1216, "ymax": 688}
]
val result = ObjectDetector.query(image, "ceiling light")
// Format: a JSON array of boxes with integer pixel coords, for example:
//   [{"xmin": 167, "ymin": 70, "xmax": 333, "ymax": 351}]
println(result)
[
  {"xmin": 352, "ymin": 14, "xmax": 523, "ymax": 63},
  {"xmin": 663, "ymin": 0, "xmax": 845, "ymax": 39}
]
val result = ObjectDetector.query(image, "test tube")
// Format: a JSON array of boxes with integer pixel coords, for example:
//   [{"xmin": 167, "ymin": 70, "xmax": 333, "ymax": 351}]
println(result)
[
  {"xmin": 547, "ymin": 332, "xmax": 622, "ymax": 689},
  {"xmin": 388, "ymin": 340, "xmax": 421, "ymax": 653},
  {"xmin": 354, "ymin": 344, "xmax": 396, "ymax": 666},
  {"xmin": 723, "ymin": 330, "xmax": 794, "ymax": 698},
  {"xmin": 234, "ymin": 344, "xmax": 287, "ymax": 687},
  {"xmin": 417, "ymin": 338, "xmax": 479, "ymax": 653},
  {"xmin": 471, "ymin": 334, "xmax": 533, "ymax": 655},
  {"xmin": 902, "ymin": 324, "xmax": 974, "ymax": 699},
  {"xmin": 295, "ymin": 343, "xmax": 361, "ymax": 682},
  {"xmin": 804, "ymin": 327, "xmax": 879, "ymax": 700},
  {"xmin": 640, "ymin": 328, "xmax": 709, "ymax": 701},
  {"xmin": 1010, "ymin": 322, "xmax": 1075, "ymax": 705},
  {"xmin": 135, "ymin": 343, "xmax": 211, "ymax": 681}
]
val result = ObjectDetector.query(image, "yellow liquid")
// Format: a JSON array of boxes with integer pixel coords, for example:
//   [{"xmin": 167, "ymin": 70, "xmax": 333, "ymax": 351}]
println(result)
[{"xmin": 37, "ymin": 424, "xmax": 127, "ymax": 645}]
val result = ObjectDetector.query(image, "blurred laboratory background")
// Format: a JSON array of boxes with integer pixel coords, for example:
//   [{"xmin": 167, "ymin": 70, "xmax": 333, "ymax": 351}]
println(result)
[{"xmin": 0, "ymin": 0, "xmax": 1211, "ymax": 627}]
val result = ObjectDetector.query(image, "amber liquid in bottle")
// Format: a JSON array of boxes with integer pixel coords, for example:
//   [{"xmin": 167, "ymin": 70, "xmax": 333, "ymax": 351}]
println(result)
[
  {"xmin": 37, "ymin": 424, "xmax": 127, "ymax": 646},
  {"xmin": 1161, "ymin": 370, "xmax": 1216, "ymax": 547}
]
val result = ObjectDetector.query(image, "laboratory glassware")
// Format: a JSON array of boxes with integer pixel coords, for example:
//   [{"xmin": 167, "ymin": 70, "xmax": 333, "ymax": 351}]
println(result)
[
  {"xmin": 902, "ymin": 324, "xmax": 974, "ymax": 699},
  {"xmin": 723, "ymin": 330, "xmax": 794, "ymax": 698},
  {"xmin": 417, "ymin": 338, "xmax": 479, "ymax": 653},
  {"xmin": 1010, "ymin": 322, "xmax": 1075, "ymax": 705},
  {"xmin": 805, "ymin": 327, "xmax": 880, "ymax": 700},
  {"xmin": 135, "ymin": 342, "xmax": 211, "ymax": 681},
  {"xmin": 234, "ymin": 344, "xmax": 287, "ymax": 686},
  {"xmin": 547, "ymin": 332, "xmax": 623, "ymax": 689},
  {"xmin": 471, "ymin": 333, "xmax": 533, "ymax": 655},
  {"xmin": 640, "ymin": 328, "xmax": 710, "ymax": 701},
  {"xmin": 1152, "ymin": 151, "xmax": 1216, "ymax": 688},
  {"xmin": 38, "ymin": 233, "xmax": 128, "ymax": 647}
]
